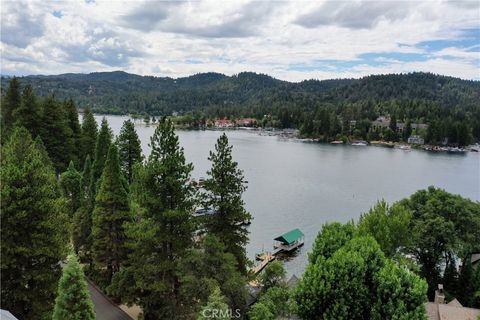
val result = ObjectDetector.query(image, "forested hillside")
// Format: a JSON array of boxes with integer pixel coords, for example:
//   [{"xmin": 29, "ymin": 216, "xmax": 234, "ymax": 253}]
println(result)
[{"xmin": 2, "ymin": 71, "xmax": 479, "ymax": 143}]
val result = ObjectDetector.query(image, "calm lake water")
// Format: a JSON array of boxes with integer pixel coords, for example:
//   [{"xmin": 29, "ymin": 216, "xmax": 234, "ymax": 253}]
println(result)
[{"xmin": 95, "ymin": 115, "xmax": 480, "ymax": 276}]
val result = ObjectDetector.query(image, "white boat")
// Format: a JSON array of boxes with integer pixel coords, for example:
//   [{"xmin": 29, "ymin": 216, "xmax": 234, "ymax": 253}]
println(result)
[
  {"xmin": 351, "ymin": 141, "xmax": 367, "ymax": 146},
  {"xmin": 396, "ymin": 145, "xmax": 411, "ymax": 151}
]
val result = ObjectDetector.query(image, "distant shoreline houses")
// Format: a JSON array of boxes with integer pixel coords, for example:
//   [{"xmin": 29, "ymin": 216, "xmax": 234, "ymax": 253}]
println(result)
[
  {"xmin": 369, "ymin": 115, "xmax": 428, "ymax": 134},
  {"xmin": 208, "ymin": 118, "xmax": 257, "ymax": 128}
]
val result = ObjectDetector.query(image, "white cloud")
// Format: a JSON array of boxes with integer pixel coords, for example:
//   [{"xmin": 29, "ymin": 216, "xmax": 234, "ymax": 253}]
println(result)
[{"xmin": 1, "ymin": 0, "xmax": 479, "ymax": 80}]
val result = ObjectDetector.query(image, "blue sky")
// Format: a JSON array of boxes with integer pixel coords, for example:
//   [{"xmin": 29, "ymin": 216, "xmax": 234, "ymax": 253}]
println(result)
[{"xmin": 1, "ymin": 0, "xmax": 479, "ymax": 81}]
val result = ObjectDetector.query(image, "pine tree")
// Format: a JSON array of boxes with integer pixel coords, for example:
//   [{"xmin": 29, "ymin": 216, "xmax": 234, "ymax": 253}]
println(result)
[
  {"xmin": 73, "ymin": 156, "xmax": 94, "ymax": 261},
  {"xmin": 53, "ymin": 254, "xmax": 96, "ymax": 320},
  {"xmin": 1, "ymin": 128, "xmax": 68, "ymax": 319},
  {"xmin": 81, "ymin": 107, "xmax": 98, "ymax": 165},
  {"xmin": 65, "ymin": 99, "xmax": 82, "ymax": 166},
  {"xmin": 90, "ymin": 117, "xmax": 112, "ymax": 194},
  {"xmin": 92, "ymin": 144, "xmax": 129, "ymax": 283},
  {"xmin": 197, "ymin": 287, "xmax": 230, "ymax": 320},
  {"xmin": 110, "ymin": 118, "xmax": 195, "ymax": 319},
  {"xmin": 60, "ymin": 161, "xmax": 82, "ymax": 218},
  {"xmin": 116, "ymin": 119, "xmax": 143, "ymax": 183},
  {"xmin": 203, "ymin": 133, "xmax": 251, "ymax": 273},
  {"xmin": 13, "ymin": 84, "xmax": 41, "ymax": 138},
  {"xmin": 39, "ymin": 95, "xmax": 72, "ymax": 172},
  {"xmin": 1, "ymin": 77, "xmax": 21, "ymax": 133}
]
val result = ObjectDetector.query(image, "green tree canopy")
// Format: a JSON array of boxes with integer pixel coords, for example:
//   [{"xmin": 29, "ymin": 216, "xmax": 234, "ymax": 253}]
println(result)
[
  {"xmin": 59, "ymin": 161, "xmax": 82, "ymax": 218},
  {"xmin": 39, "ymin": 95, "xmax": 73, "ymax": 172},
  {"xmin": 197, "ymin": 287, "xmax": 231, "ymax": 320},
  {"xmin": 116, "ymin": 119, "xmax": 143, "ymax": 183},
  {"xmin": 92, "ymin": 144, "xmax": 129, "ymax": 284},
  {"xmin": 203, "ymin": 133, "xmax": 251, "ymax": 273},
  {"xmin": 295, "ymin": 233, "xmax": 427, "ymax": 320},
  {"xmin": 1, "ymin": 128, "xmax": 68, "ymax": 319},
  {"xmin": 52, "ymin": 255, "xmax": 96, "ymax": 320},
  {"xmin": 13, "ymin": 84, "xmax": 41, "ymax": 138},
  {"xmin": 358, "ymin": 200, "xmax": 412, "ymax": 257},
  {"xmin": 110, "ymin": 118, "xmax": 195, "ymax": 319},
  {"xmin": 90, "ymin": 117, "xmax": 112, "ymax": 202},
  {"xmin": 81, "ymin": 107, "xmax": 98, "ymax": 164}
]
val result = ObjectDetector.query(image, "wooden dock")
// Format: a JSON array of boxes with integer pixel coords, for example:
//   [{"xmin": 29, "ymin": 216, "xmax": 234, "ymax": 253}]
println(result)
[{"xmin": 251, "ymin": 253, "xmax": 275, "ymax": 275}]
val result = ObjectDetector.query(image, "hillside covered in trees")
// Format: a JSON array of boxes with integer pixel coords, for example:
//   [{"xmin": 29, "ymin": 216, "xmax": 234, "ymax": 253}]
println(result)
[{"xmin": 2, "ymin": 71, "xmax": 479, "ymax": 144}]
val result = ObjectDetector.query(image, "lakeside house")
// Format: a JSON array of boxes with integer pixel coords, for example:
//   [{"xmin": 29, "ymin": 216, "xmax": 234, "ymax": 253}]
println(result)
[
  {"xmin": 213, "ymin": 118, "xmax": 234, "ymax": 128},
  {"xmin": 236, "ymin": 118, "xmax": 257, "ymax": 126},
  {"xmin": 426, "ymin": 285, "xmax": 480, "ymax": 320},
  {"xmin": 408, "ymin": 135, "xmax": 425, "ymax": 145},
  {"xmin": 370, "ymin": 116, "xmax": 428, "ymax": 133}
]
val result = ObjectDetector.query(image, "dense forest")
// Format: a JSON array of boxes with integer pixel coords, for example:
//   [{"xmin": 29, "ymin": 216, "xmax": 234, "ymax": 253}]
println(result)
[
  {"xmin": 1, "ymin": 78, "xmax": 480, "ymax": 319},
  {"xmin": 2, "ymin": 71, "xmax": 479, "ymax": 145}
]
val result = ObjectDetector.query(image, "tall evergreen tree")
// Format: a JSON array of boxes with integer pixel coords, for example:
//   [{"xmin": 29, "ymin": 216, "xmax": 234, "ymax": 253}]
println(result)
[
  {"xmin": 65, "ymin": 99, "xmax": 82, "ymax": 166},
  {"xmin": 92, "ymin": 144, "xmax": 129, "ymax": 283},
  {"xmin": 73, "ymin": 156, "xmax": 94, "ymax": 261},
  {"xmin": 203, "ymin": 133, "xmax": 251, "ymax": 273},
  {"xmin": 116, "ymin": 119, "xmax": 143, "ymax": 183},
  {"xmin": 60, "ymin": 161, "xmax": 82, "ymax": 218},
  {"xmin": 13, "ymin": 84, "xmax": 41, "ymax": 138},
  {"xmin": 52, "ymin": 255, "xmax": 96, "ymax": 320},
  {"xmin": 1, "ymin": 128, "xmax": 68, "ymax": 319},
  {"xmin": 39, "ymin": 95, "xmax": 72, "ymax": 172},
  {"xmin": 81, "ymin": 107, "xmax": 98, "ymax": 165},
  {"xmin": 111, "ymin": 118, "xmax": 195, "ymax": 319},
  {"xmin": 90, "ymin": 117, "xmax": 112, "ymax": 197},
  {"xmin": 1, "ymin": 77, "xmax": 21, "ymax": 133}
]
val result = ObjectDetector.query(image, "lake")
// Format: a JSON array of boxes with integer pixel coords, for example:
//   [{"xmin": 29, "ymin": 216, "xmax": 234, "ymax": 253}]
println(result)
[{"xmin": 95, "ymin": 115, "xmax": 480, "ymax": 277}]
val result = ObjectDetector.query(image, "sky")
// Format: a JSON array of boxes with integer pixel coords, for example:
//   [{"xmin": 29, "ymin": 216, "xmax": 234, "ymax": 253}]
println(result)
[{"xmin": 1, "ymin": 0, "xmax": 479, "ymax": 82}]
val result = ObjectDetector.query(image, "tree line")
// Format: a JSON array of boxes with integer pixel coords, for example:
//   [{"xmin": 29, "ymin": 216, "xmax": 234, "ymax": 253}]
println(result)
[
  {"xmin": 4, "ymin": 71, "xmax": 479, "ymax": 145},
  {"xmin": 1, "ymin": 77, "xmax": 251, "ymax": 319}
]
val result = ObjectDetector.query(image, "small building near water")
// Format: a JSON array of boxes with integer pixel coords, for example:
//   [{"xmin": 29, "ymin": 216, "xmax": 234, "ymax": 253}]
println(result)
[
  {"xmin": 408, "ymin": 135, "xmax": 425, "ymax": 145},
  {"xmin": 274, "ymin": 228, "xmax": 305, "ymax": 252}
]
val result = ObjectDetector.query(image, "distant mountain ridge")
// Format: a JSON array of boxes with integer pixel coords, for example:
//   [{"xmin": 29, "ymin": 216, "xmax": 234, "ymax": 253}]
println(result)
[{"xmin": 1, "ymin": 71, "xmax": 478, "ymax": 115}]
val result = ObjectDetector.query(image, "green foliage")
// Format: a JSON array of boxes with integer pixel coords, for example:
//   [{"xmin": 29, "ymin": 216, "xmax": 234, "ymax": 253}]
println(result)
[
  {"xmin": 177, "ymin": 235, "xmax": 247, "ymax": 315},
  {"xmin": 92, "ymin": 144, "xmax": 129, "ymax": 284},
  {"xmin": 400, "ymin": 186, "xmax": 480, "ymax": 300},
  {"xmin": 197, "ymin": 287, "xmax": 230, "ymax": 320},
  {"xmin": 110, "ymin": 118, "xmax": 195, "ymax": 319},
  {"xmin": 249, "ymin": 286, "xmax": 294, "ymax": 320},
  {"xmin": 1, "ymin": 128, "xmax": 68, "ymax": 319},
  {"xmin": 91, "ymin": 117, "xmax": 112, "ymax": 191},
  {"xmin": 65, "ymin": 99, "xmax": 82, "ymax": 166},
  {"xmin": 295, "ymin": 233, "xmax": 427, "ymax": 320},
  {"xmin": 260, "ymin": 260, "xmax": 286, "ymax": 291},
  {"xmin": 309, "ymin": 221, "xmax": 356, "ymax": 264},
  {"xmin": 59, "ymin": 161, "xmax": 82, "ymax": 217},
  {"xmin": 1, "ymin": 76, "xmax": 21, "ymax": 134},
  {"xmin": 52, "ymin": 255, "xmax": 95, "ymax": 320},
  {"xmin": 116, "ymin": 119, "xmax": 143, "ymax": 183},
  {"xmin": 358, "ymin": 200, "xmax": 412, "ymax": 257},
  {"xmin": 203, "ymin": 133, "xmax": 251, "ymax": 273},
  {"xmin": 39, "ymin": 96, "xmax": 74, "ymax": 172},
  {"xmin": 14, "ymin": 84, "xmax": 41, "ymax": 138},
  {"xmin": 81, "ymin": 107, "xmax": 98, "ymax": 165},
  {"xmin": 372, "ymin": 260, "xmax": 428, "ymax": 320}
]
